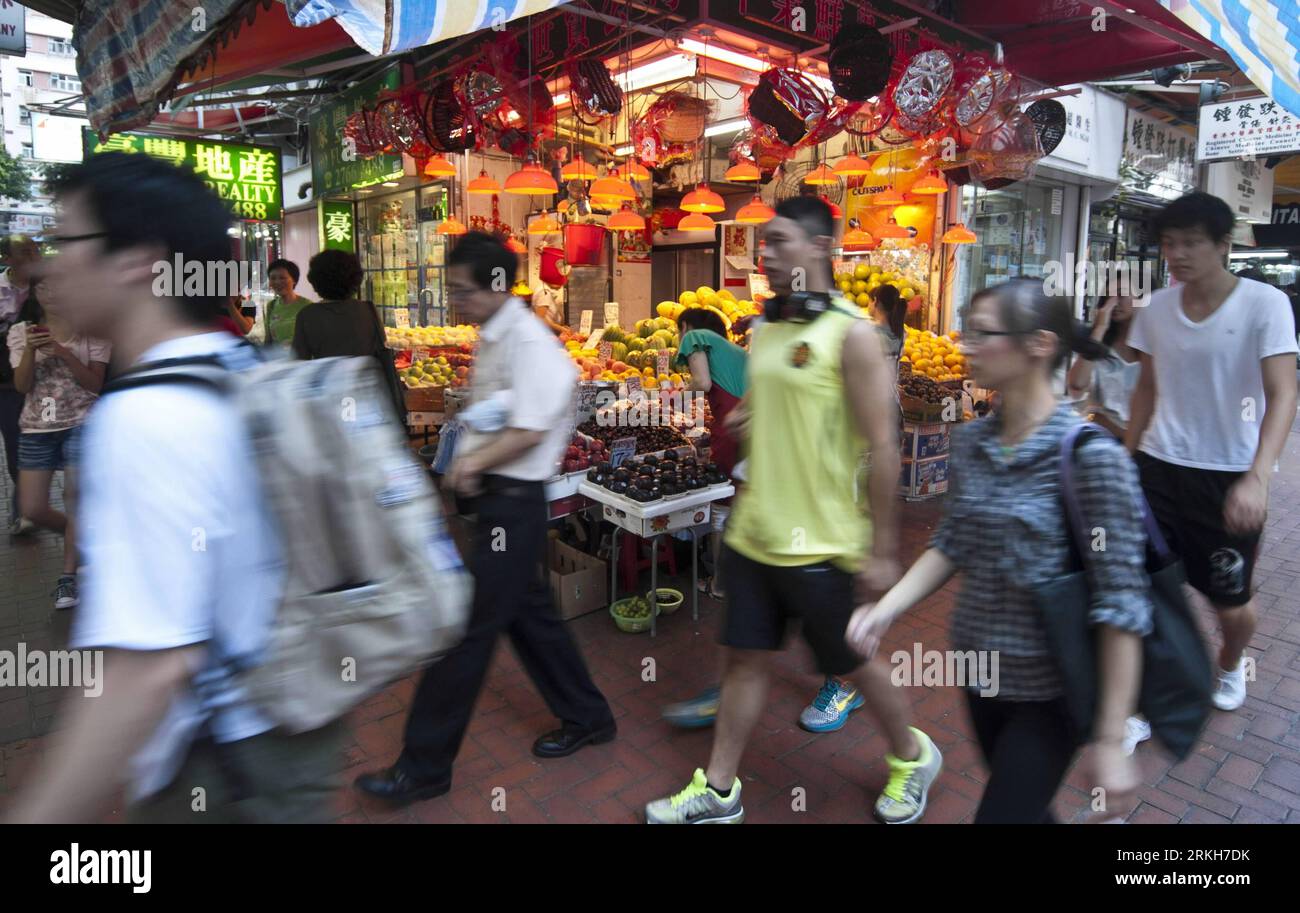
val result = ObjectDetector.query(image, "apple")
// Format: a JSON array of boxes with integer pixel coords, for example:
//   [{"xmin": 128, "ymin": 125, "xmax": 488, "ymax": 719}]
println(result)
[{"xmin": 565, "ymin": 446, "xmax": 581, "ymax": 460}]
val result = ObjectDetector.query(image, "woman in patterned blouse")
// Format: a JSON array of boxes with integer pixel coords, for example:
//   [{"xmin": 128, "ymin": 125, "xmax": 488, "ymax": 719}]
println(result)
[{"xmin": 847, "ymin": 279, "xmax": 1153, "ymax": 824}]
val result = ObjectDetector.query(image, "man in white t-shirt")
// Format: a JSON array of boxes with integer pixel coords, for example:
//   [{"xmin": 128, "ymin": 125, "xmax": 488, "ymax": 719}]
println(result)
[
  {"xmin": 1126, "ymin": 191, "xmax": 1299, "ymax": 715},
  {"xmin": 5, "ymin": 153, "xmax": 342, "ymax": 823}
]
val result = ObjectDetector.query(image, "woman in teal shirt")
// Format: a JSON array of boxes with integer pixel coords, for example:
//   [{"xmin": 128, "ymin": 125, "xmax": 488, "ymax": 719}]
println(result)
[
  {"xmin": 674, "ymin": 307, "xmax": 747, "ymax": 477},
  {"xmin": 264, "ymin": 258, "xmax": 312, "ymax": 346}
]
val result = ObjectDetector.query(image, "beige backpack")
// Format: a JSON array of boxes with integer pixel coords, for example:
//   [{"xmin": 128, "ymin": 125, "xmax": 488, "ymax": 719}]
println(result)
[{"xmin": 104, "ymin": 348, "xmax": 471, "ymax": 733}]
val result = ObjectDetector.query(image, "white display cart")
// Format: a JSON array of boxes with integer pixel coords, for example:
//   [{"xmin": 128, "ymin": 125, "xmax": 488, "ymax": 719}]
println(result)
[{"xmin": 578, "ymin": 480, "xmax": 735, "ymax": 636}]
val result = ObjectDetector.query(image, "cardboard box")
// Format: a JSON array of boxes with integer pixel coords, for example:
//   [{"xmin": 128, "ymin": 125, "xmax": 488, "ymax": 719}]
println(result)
[
  {"xmin": 599, "ymin": 501, "xmax": 711, "ymax": 539},
  {"xmin": 548, "ymin": 533, "xmax": 609, "ymax": 620},
  {"xmin": 900, "ymin": 421, "xmax": 952, "ymax": 461},
  {"xmin": 899, "ymin": 455, "xmax": 949, "ymax": 500}
]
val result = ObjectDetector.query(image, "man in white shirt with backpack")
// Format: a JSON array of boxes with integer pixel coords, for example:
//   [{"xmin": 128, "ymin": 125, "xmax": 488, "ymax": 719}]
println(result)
[{"xmin": 7, "ymin": 153, "xmax": 468, "ymax": 823}]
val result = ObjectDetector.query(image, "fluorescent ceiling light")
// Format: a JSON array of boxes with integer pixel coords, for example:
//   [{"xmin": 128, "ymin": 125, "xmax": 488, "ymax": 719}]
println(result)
[
  {"xmin": 704, "ymin": 118, "xmax": 748, "ymax": 137},
  {"xmin": 613, "ymin": 145, "xmax": 634, "ymax": 156},
  {"xmin": 613, "ymin": 54, "xmax": 697, "ymax": 93},
  {"xmin": 678, "ymin": 38, "xmax": 768, "ymax": 72},
  {"xmin": 1230, "ymin": 250, "xmax": 1289, "ymax": 258}
]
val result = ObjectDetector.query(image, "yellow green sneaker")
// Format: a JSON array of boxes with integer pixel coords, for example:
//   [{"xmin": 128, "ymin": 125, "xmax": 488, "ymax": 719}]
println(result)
[
  {"xmin": 874, "ymin": 727, "xmax": 943, "ymax": 824},
  {"xmin": 645, "ymin": 769, "xmax": 744, "ymax": 824}
]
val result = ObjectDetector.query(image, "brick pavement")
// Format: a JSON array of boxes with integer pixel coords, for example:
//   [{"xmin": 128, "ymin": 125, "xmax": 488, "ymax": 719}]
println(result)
[{"xmin": 2, "ymin": 413, "xmax": 1299, "ymax": 824}]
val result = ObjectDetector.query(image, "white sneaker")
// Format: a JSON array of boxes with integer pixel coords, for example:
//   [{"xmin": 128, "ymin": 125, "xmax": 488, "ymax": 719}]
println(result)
[
  {"xmin": 1212, "ymin": 659, "xmax": 1247, "ymax": 711},
  {"xmin": 8, "ymin": 516, "xmax": 34, "ymax": 536},
  {"xmin": 1122, "ymin": 716, "xmax": 1152, "ymax": 756}
]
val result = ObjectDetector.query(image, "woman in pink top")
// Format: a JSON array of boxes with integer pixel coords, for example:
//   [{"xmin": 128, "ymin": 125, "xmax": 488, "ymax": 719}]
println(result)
[{"xmin": 6, "ymin": 279, "xmax": 110, "ymax": 609}]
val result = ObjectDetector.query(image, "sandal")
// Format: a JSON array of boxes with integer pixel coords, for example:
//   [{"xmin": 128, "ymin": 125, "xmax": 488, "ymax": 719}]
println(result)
[{"xmin": 696, "ymin": 576, "xmax": 725, "ymax": 600}]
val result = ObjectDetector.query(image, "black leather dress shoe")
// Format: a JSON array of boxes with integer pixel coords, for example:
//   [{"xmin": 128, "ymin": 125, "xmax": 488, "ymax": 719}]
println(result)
[
  {"xmin": 532, "ymin": 722, "xmax": 617, "ymax": 759},
  {"xmin": 353, "ymin": 766, "xmax": 451, "ymax": 804}
]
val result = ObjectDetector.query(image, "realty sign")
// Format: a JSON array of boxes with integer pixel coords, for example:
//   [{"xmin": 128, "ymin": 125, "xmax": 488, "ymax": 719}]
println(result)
[
  {"xmin": 1197, "ymin": 97, "xmax": 1300, "ymax": 162},
  {"xmin": 0, "ymin": 2, "xmax": 24, "ymax": 56},
  {"xmin": 84, "ymin": 129, "xmax": 282, "ymax": 221}
]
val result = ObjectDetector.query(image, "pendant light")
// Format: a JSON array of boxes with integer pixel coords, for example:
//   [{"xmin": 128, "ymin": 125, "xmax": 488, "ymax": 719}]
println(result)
[
  {"xmin": 615, "ymin": 160, "xmax": 652, "ymax": 183},
  {"xmin": 528, "ymin": 212, "xmax": 560, "ymax": 235},
  {"xmin": 467, "ymin": 169, "xmax": 501, "ymax": 195},
  {"xmin": 942, "ymin": 222, "xmax": 977, "ymax": 244},
  {"xmin": 910, "ymin": 171, "xmax": 948, "ymax": 195},
  {"xmin": 724, "ymin": 158, "xmax": 761, "ymax": 182},
  {"xmin": 590, "ymin": 174, "xmax": 637, "ymax": 202},
  {"xmin": 804, "ymin": 163, "xmax": 840, "ymax": 186},
  {"xmin": 505, "ymin": 159, "xmax": 559, "ymax": 195},
  {"xmin": 437, "ymin": 215, "xmax": 468, "ymax": 235},
  {"xmin": 736, "ymin": 195, "xmax": 775, "ymax": 224},
  {"xmin": 561, "ymin": 157, "xmax": 598, "ymax": 181},
  {"xmin": 607, "ymin": 203, "xmax": 647, "ymax": 231},
  {"xmin": 832, "ymin": 152, "xmax": 873, "ymax": 176},
  {"xmin": 679, "ymin": 212, "xmax": 717, "ymax": 232},
  {"xmin": 876, "ymin": 217, "xmax": 910, "ymax": 240},
  {"xmin": 842, "ymin": 227, "xmax": 874, "ymax": 247},
  {"xmin": 681, "ymin": 183, "xmax": 725, "ymax": 213},
  {"xmin": 872, "ymin": 187, "xmax": 906, "ymax": 206},
  {"xmin": 423, "ymin": 154, "xmax": 456, "ymax": 177}
]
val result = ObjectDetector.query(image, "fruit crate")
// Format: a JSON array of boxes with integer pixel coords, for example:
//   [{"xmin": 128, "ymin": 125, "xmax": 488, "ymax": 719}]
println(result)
[{"xmin": 404, "ymin": 385, "xmax": 446, "ymax": 413}]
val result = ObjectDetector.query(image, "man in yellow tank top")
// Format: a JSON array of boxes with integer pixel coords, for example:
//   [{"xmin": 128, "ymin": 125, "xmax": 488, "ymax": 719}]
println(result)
[{"xmin": 646, "ymin": 197, "xmax": 942, "ymax": 824}]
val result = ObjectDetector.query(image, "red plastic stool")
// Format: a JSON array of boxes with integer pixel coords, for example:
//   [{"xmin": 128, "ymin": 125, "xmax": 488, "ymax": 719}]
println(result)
[{"xmin": 618, "ymin": 531, "xmax": 677, "ymax": 592}]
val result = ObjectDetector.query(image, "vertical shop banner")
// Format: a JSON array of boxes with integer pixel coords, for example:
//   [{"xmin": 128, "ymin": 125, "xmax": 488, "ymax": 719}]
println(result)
[
  {"xmin": 1122, "ymin": 108, "xmax": 1196, "ymax": 202},
  {"xmin": 320, "ymin": 200, "xmax": 356, "ymax": 252},
  {"xmin": 83, "ymin": 129, "xmax": 281, "ymax": 221},
  {"xmin": 1206, "ymin": 159, "xmax": 1275, "ymax": 224},
  {"xmin": 310, "ymin": 69, "xmax": 403, "ymax": 197},
  {"xmin": 1197, "ymin": 98, "xmax": 1300, "ymax": 162},
  {"xmin": 0, "ymin": 5, "xmax": 26, "ymax": 56}
]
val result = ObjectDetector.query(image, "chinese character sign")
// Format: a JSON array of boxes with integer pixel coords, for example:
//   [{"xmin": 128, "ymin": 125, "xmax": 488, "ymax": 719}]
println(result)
[
  {"xmin": 309, "ymin": 68, "xmax": 403, "ymax": 197},
  {"xmin": 83, "ymin": 129, "xmax": 282, "ymax": 221},
  {"xmin": 1197, "ymin": 97, "xmax": 1300, "ymax": 162},
  {"xmin": 320, "ymin": 200, "xmax": 356, "ymax": 253},
  {"xmin": 1122, "ymin": 108, "xmax": 1195, "ymax": 201}
]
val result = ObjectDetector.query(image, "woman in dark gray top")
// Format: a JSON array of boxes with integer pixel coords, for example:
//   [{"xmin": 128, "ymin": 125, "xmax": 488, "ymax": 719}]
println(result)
[{"xmin": 847, "ymin": 280, "xmax": 1152, "ymax": 823}]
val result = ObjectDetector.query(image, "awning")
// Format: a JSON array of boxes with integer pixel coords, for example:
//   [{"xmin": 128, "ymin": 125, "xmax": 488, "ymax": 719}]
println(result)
[
  {"xmin": 1157, "ymin": 0, "xmax": 1300, "ymax": 117},
  {"xmin": 284, "ymin": 0, "xmax": 572, "ymax": 56},
  {"xmin": 951, "ymin": 0, "xmax": 1228, "ymax": 86}
]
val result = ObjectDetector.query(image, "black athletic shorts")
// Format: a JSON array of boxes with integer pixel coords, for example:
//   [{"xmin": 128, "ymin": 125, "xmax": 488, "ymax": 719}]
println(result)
[
  {"xmin": 1136, "ymin": 452, "xmax": 1261, "ymax": 608},
  {"xmin": 719, "ymin": 543, "xmax": 863, "ymax": 676}
]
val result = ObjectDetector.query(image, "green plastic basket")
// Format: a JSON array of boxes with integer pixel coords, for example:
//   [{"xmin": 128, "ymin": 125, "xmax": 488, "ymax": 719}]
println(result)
[
  {"xmin": 610, "ymin": 596, "xmax": 658, "ymax": 633},
  {"xmin": 649, "ymin": 587, "xmax": 684, "ymax": 615}
]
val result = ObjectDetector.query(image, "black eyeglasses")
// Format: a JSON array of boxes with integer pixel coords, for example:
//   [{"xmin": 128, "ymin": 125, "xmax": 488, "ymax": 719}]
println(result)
[
  {"xmin": 42, "ymin": 232, "xmax": 108, "ymax": 246},
  {"xmin": 963, "ymin": 328, "xmax": 1026, "ymax": 344}
]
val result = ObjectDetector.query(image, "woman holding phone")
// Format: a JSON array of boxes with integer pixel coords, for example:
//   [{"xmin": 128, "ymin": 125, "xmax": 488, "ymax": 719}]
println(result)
[{"xmin": 6, "ymin": 279, "xmax": 110, "ymax": 609}]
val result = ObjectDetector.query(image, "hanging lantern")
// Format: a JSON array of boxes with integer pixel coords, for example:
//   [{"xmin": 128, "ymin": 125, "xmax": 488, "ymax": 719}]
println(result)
[
  {"xmin": 468, "ymin": 169, "xmax": 502, "ymax": 194},
  {"xmin": 529, "ymin": 212, "xmax": 560, "ymax": 235},
  {"xmin": 724, "ymin": 158, "xmax": 762, "ymax": 182},
  {"xmin": 832, "ymin": 153, "xmax": 873, "ymax": 176},
  {"xmin": 679, "ymin": 212, "xmax": 717, "ymax": 232},
  {"xmin": 680, "ymin": 182, "xmax": 725, "ymax": 213},
  {"xmin": 872, "ymin": 187, "xmax": 906, "ymax": 206},
  {"xmin": 589, "ymin": 175, "xmax": 637, "ymax": 202},
  {"xmin": 607, "ymin": 203, "xmax": 647, "ymax": 231},
  {"xmin": 437, "ymin": 216, "xmax": 468, "ymax": 235},
  {"xmin": 616, "ymin": 160, "xmax": 652, "ymax": 182},
  {"xmin": 876, "ymin": 217, "xmax": 910, "ymax": 240},
  {"xmin": 423, "ymin": 154, "xmax": 457, "ymax": 177},
  {"xmin": 736, "ymin": 195, "xmax": 775, "ymax": 224},
  {"xmin": 942, "ymin": 222, "xmax": 977, "ymax": 244},
  {"xmin": 803, "ymin": 163, "xmax": 840, "ymax": 186},
  {"xmin": 560, "ymin": 157, "xmax": 598, "ymax": 181},
  {"xmin": 842, "ymin": 227, "xmax": 874, "ymax": 247},
  {"xmin": 505, "ymin": 160, "xmax": 559, "ymax": 195},
  {"xmin": 910, "ymin": 171, "xmax": 948, "ymax": 195}
]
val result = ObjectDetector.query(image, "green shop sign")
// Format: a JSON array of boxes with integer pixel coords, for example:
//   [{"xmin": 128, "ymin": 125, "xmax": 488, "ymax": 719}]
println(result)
[
  {"xmin": 310, "ymin": 68, "xmax": 404, "ymax": 197},
  {"xmin": 319, "ymin": 200, "xmax": 355, "ymax": 252},
  {"xmin": 82, "ymin": 129, "xmax": 282, "ymax": 222}
]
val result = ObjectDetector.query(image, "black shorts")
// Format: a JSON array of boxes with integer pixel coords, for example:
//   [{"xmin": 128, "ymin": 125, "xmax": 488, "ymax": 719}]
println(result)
[
  {"xmin": 1136, "ymin": 452, "xmax": 1261, "ymax": 608},
  {"xmin": 719, "ymin": 544, "xmax": 862, "ymax": 676}
]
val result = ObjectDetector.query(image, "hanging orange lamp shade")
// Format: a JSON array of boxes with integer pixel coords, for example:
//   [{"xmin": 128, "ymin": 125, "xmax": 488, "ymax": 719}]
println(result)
[
  {"xmin": 467, "ymin": 169, "xmax": 501, "ymax": 195},
  {"xmin": 872, "ymin": 187, "xmax": 906, "ymax": 206},
  {"xmin": 678, "ymin": 212, "xmax": 717, "ymax": 232},
  {"xmin": 505, "ymin": 160, "xmax": 559, "ymax": 195},
  {"xmin": 615, "ymin": 160, "xmax": 652, "ymax": 182},
  {"xmin": 942, "ymin": 222, "xmax": 977, "ymax": 244},
  {"xmin": 680, "ymin": 182, "xmax": 725, "ymax": 213},
  {"xmin": 724, "ymin": 158, "xmax": 761, "ymax": 182},
  {"xmin": 589, "ymin": 175, "xmax": 637, "ymax": 201},
  {"xmin": 819, "ymin": 195, "xmax": 842, "ymax": 219},
  {"xmin": 607, "ymin": 204, "xmax": 647, "ymax": 231},
  {"xmin": 876, "ymin": 217, "xmax": 910, "ymax": 240},
  {"xmin": 528, "ymin": 212, "xmax": 560, "ymax": 235},
  {"xmin": 505, "ymin": 237, "xmax": 527, "ymax": 253},
  {"xmin": 735, "ymin": 196, "xmax": 775, "ymax": 224},
  {"xmin": 437, "ymin": 216, "xmax": 468, "ymax": 235},
  {"xmin": 803, "ymin": 163, "xmax": 840, "ymax": 186},
  {"xmin": 842, "ymin": 227, "xmax": 874, "ymax": 247},
  {"xmin": 423, "ymin": 154, "xmax": 456, "ymax": 177},
  {"xmin": 910, "ymin": 171, "xmax": 948, "ymax": 195},
  {"xmin": 560, "ymin": 157, "xmax": 598, "ymax": 181},
  {"xmin": 833, "ymin": 153, "xmax": 873, "ymax": 176}
]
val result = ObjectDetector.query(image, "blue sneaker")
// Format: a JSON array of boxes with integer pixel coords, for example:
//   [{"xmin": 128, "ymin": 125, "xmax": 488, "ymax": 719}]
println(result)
[
  {"xmin": 663, "ymin": 686, "xmax": 721, "ymax": 729},
  {"xmin": 799, "ymin": 677, "xmax": 865, "ymax": 733}
]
